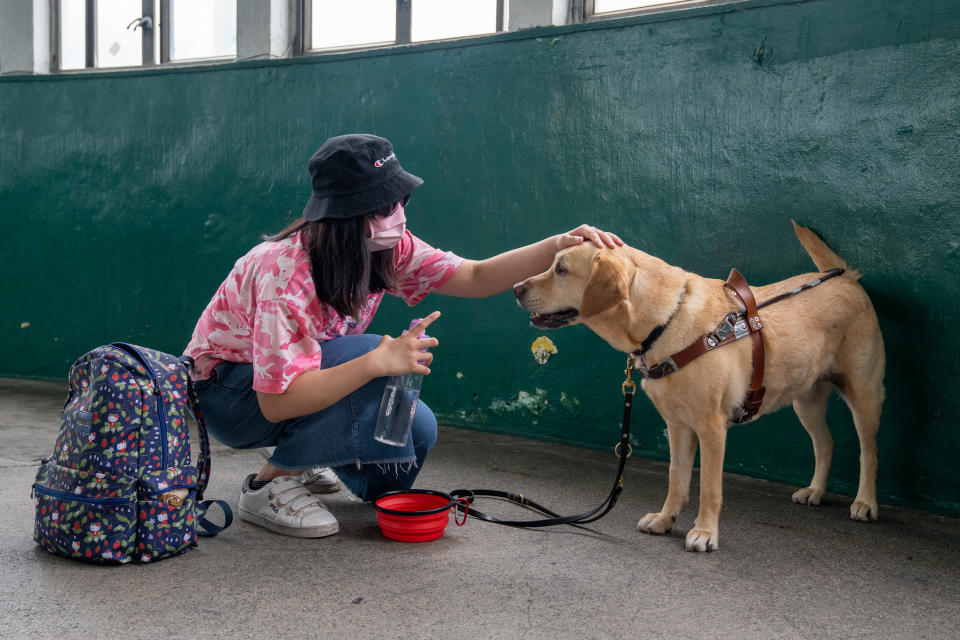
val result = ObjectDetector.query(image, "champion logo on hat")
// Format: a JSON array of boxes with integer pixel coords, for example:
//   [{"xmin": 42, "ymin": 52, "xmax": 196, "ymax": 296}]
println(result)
[{"xmin": 374, "ymin": 153, "xmax": 396, "ymax": 168}]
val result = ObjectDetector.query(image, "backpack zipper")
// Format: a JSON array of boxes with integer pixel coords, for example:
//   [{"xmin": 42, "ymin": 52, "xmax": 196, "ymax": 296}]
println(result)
[
  {"xmin": 33, "ymin": 484, "xmax": 196, "ymax": 505},
  {"xmin": 146, "ymin": 484, "xmax": 195, "ymax": 495},
  {"xmin": 111, "ymin": 343, "xmax": 169, "ymax": 469},
  {"xmin": 32, "ymin": 483, "xmax": 134, "ymax": 506}
]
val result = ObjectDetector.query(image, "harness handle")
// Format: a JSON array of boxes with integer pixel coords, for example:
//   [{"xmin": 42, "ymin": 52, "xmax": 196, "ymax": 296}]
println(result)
[{"xmin": 724, "ymin": 269, "xmax": 766, "ymax": 423}]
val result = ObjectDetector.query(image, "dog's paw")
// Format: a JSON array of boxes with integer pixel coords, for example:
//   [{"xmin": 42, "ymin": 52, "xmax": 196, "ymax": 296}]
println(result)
[
  {"xmin": 850, "ymin": 500, "xmax": 878, "ymax": 522},
  {"xmin": 792, "ymin": 486, "xmax": 825, "ymax": 506},
  {"xmin": 637, "ymin": 512, "xmax": 675, "ymax": 535},
  {"xmin": 684, "ymin": 528, "xmax": 718, "ymax": 552}
]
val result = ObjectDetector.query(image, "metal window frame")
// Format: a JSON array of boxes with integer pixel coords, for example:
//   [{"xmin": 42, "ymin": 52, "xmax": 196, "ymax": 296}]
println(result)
[
  {"xmin": 159, "ymin": 0, "xmax": 170, "ymax": 63},
  {"xmin": 299, "ymin": 0, "xmax": 506, "ymax": 55},
  {"xmin": 141, "ymin": 0, "xmax": 156, "ymax": 65},
  {"xmin": 570, "ymin": 0, "xmax": 586, "ymax": 23},
  {"xmin": 84, "ymin": 0, "xmax": 96, "ymax": 68},
  {"xmin": 295, "ymin": 0, "xmax": 310, "ymax": 53},
  {"xmin": 397, "ymin": 0, "xmax": 411, "ymax": 45},
  {"xmin": 49, "ymin": 0, "xmax": 61, "ymax": 71}
]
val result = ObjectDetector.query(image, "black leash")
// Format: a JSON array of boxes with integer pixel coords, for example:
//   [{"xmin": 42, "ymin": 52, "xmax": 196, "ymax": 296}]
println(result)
[{"xmin": 449, "ymin": 359, "xmax": 636, "ymax": 528}]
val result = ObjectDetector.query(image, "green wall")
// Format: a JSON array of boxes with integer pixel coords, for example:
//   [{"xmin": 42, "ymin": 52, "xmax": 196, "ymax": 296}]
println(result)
[{"xmin": 3, "ymin": 0, "xmax": 959, "ymax": 515}]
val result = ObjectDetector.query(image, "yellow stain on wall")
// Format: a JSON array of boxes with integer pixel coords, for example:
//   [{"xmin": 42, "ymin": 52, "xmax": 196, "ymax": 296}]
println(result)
[{"xmin": 531, "ymin": 336, "xmax": 557, "ymax": 365}]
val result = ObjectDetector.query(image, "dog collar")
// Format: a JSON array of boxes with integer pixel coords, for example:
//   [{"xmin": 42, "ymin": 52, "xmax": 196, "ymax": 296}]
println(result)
[{"xmin": 634, "ymin": 286, "xmax": 687, "ymax": 358}]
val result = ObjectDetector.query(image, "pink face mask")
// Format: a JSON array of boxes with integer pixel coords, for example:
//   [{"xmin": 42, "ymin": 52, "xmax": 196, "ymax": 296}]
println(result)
[{"xmin": 366, "ymin": 202, "xmax": 406, "ymax": 252}]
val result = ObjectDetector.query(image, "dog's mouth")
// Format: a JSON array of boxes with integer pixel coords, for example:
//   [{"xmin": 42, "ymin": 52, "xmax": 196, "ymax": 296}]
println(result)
[{"xmin": 529, "ymin": 308, "xmax": 579, "ymax": 329}]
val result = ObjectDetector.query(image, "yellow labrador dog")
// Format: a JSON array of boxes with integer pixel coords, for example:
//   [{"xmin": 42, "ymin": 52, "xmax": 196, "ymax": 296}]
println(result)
[{"xmin": 514, "ymin": 223, "xmax": 884, "ymax": 552}]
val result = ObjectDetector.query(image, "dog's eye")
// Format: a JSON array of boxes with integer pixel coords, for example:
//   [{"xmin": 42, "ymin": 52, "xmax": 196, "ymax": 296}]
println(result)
[{"xmin": 555, "ymin": 262, "xmax": 567, "ymax": 275}]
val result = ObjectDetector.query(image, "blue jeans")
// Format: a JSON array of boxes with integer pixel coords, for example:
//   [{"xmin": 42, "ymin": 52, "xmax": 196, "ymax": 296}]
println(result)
[{"xmin": 192, "ymin": 334, "xmax": 437, "ymax": 501}]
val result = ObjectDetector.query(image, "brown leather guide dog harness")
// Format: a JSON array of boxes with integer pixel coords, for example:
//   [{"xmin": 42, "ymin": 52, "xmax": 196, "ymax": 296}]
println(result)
[{"xmin": 631, "ymin": 267, "xmax": 845, "ymax": 424}]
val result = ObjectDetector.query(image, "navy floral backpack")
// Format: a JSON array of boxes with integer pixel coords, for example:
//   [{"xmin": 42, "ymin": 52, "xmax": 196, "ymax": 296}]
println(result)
[{"xmin": 32, "ymin": 343, "xmax": 232, "ymax": 564}]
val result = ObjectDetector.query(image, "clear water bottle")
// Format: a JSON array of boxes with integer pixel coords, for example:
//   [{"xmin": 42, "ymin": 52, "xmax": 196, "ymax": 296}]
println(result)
[{"xmin": 374, "ymin": 319, "xmax": 428, "ymax": 447}]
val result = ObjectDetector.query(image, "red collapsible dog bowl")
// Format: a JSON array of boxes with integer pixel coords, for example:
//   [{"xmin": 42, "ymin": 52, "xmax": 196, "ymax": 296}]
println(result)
[{"xmin": 373, "ymin": 489, "xmax": 468, "ymax": 542}]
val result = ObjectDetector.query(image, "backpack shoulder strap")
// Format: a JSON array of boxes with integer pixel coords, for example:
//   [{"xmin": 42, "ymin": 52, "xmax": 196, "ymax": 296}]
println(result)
[
  {"xmin": 179, "ymin": 356, "xmax": 212, "ymax": 501},
  {"xmin": 196, "ymin": 499, "xmax": 234, "ymax": 537},
  {"xmin": 179, "ymin": 356, "xmax": 234, "ymax": 536}
]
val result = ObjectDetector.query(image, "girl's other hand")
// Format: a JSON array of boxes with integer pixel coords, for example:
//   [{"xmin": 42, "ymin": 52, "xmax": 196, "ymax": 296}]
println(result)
[
  {"xmin": 556, "ymin": 224, "xmax": 623, "ymax": 250},
  {"xmin": 371, "ymin": 310, "xmax": 441, "ymax": 377}
]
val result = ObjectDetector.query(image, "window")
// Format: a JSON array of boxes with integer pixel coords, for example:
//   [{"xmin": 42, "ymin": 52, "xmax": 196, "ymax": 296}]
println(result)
[
  {"xmin": 49, "ymin": 0, "xmax": 510, "ymax": 73},
  {"xmin": 53, "ymin": 0, "xmax": 237, "ymax": 71},
  {"xmin": 307, "ymin": 0, "xmax": 506, "ymax": 51},
  {"xmin": 96, "ymin": 0, "xmax": 145, "ymax": 68},
  {"xmin": 58, "ymin": 0, "xmax": 87, "ymax": 70},
  {"xmin": 168, "ymin": 0, "xmax": 237, "ymax": 62},
  {"xmin": 310, "ymin": 0, "xmax": 396, "ymax": 50},
  {"xmin": 410, "ymin": 0, "xmax": 500, "ymax": 43},
  {"xmin": 591, "ymin": 0, "xmax": 705, "ymax": 16}
]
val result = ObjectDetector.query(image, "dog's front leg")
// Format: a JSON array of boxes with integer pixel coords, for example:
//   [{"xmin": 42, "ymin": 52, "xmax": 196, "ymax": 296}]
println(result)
[
  {"xmin": 685, "ymin": 419, "xmax": 727, "ymax": 552},
  {"xmin": 638, "ymin": 421, "xmax": 697, "ymax": 535}
]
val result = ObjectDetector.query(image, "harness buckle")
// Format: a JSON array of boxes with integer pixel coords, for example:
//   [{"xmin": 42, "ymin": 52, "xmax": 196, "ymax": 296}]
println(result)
[
  {"xmin": 708, "ymin": 313, "xmax": 754, "ymax": 347},
  {"xmin": 659, "ymin": 356, "xmax": 679, "ymax": 375},
  {"xmin": 709, "ymin": 316, "xmax": 737, "ymax": 346},
  {"xmin": 733, "ymin": 318, "xmax": 751, "ymax": 339}
]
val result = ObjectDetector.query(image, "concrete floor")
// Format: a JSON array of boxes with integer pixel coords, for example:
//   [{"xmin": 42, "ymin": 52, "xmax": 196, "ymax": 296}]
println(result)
[{"xmin": 2, "ymin": 377, "xmax": 959, "ymax": 640}]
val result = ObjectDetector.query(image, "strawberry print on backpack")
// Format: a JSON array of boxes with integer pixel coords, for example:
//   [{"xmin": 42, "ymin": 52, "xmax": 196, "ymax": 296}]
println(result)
[{"xmin": 32, "ymin": 343, "xmax": 231, "ymax": 564}]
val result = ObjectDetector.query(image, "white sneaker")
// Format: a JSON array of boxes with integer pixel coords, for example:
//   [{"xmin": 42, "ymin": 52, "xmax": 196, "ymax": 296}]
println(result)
[
  {"xmin": 256, "ymin": 447, "xmax": 341, "ymax": 494},
  {"xmin": 238, "ymin": 474, "xmax": 339, "ymax": 538},
  {"xmin": 299, "ymin": 466, "xmax": 341, "ymax": 494}
]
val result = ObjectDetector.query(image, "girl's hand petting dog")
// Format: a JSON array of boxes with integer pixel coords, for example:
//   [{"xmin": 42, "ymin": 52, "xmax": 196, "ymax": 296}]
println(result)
[{"xmin": 556, "ymin": 224, "xmax": 624, "ymax": 251}]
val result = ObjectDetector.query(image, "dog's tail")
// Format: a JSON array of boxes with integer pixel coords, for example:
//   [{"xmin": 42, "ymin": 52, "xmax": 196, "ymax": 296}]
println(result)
[{"xmin": 792, "ymin": 221, "xmax": 862, "ymax": 280}]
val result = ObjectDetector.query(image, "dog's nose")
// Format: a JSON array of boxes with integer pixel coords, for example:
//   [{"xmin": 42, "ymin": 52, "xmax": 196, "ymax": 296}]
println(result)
[{"xmin": 513, "ymin": 283, "xmax": 526, "ymax": 299}]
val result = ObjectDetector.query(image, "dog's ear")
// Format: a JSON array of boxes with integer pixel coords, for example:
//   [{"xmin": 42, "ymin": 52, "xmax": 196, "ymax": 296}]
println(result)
[{"xmin": 580, "ymin": 252, "xmax": 631, "ymax": 318}]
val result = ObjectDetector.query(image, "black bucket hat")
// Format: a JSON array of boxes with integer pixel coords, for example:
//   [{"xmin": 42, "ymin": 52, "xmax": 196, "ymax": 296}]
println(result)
[{"xmin": 302, "ymin": 134, "xmax": 423, "ymax": 221}]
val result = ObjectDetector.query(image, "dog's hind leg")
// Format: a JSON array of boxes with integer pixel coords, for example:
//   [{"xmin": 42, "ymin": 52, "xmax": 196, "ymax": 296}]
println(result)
[
  {"xmin": 791, "ymin": 381, "xmax": 835, "ymax": 507},
  {"xmin": 637, "ymin": 421, "xmax": 697, "ymax": 536},
  {"xmin": 842, "ymin": 375, "xmax": 882, "ymax": 521}
]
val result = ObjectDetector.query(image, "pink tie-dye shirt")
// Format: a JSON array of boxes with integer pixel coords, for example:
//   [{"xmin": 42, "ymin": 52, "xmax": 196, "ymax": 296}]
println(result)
[{"xmin": 184, "ymin": 230, "xmax": 463, "ymax": 393}]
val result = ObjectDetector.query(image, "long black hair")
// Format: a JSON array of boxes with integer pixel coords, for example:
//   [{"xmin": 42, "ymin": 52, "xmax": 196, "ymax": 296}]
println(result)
[{"xmin": 264, "ymin": 209, "xmax": 397, "ymax": 320}]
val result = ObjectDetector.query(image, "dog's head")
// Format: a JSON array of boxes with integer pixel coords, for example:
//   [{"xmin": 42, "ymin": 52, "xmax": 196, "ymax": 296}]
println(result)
[{"xmin": 514, "ymin": 243, "xmax": 686, "ymax": 353}]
